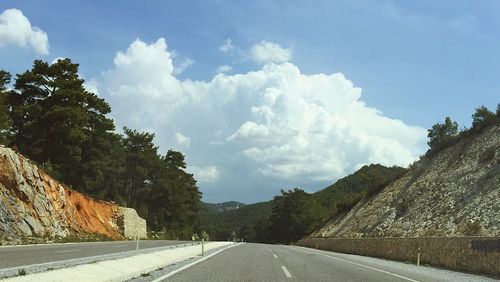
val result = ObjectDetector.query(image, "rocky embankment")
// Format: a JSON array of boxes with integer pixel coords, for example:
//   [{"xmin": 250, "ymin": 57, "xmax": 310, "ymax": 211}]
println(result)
[
  {"xmin": 312, "ymin": 125, "xmax": 500, "ymax": 238},
  {"xmin": 0, "ymin": 146, "xmax": 146, "ymax": 244}
]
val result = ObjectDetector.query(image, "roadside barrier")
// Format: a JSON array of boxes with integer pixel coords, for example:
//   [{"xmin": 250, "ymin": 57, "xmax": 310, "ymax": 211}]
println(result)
[{"xmin": 297, "ymin": 236, "xmax": 500, "ymax": 276}]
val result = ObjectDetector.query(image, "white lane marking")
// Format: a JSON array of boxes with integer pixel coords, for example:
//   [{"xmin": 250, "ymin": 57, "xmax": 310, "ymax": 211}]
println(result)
[
  {"xmin": 151, "ymin": 243, "xmax": 240, "ymax": 282},
  {"xmin": 273, "ymin": 254, "xmax": 279, "ymax": 259},
  {"xmin": 54, "ymin": 249, "xmax": 81, "ymax": 254},
  {"xmin": 281, "ymin": 265, "xmax": 292, "ymax": 278},
  {"xmin": 322, "ymin": 254, "xmax": 419, "ymax": 282}
]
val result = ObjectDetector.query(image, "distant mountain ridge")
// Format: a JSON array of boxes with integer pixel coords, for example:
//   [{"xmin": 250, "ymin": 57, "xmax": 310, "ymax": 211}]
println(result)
[{"xmin": 202, "ymin": 201, "xmax": 246, "ymax": 213}]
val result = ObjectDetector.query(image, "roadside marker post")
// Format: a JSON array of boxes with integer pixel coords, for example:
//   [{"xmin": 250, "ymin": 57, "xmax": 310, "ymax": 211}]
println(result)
[
  {"xmin": 201, "ymin": 238, "xmax": 205, "ymax": 256},
  {"xmin": 136, "ymin": 235, "xmax": 139, "ymax": 251},
  {"xmin": 417, "ymin": 247, "xmax": 420, "ymax": 266}
]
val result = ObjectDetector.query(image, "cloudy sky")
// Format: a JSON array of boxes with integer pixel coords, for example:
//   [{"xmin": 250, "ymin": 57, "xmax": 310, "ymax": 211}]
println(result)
[{"xmin": 1, "ymin": 1, "xmax": 499, "ymax": 203}]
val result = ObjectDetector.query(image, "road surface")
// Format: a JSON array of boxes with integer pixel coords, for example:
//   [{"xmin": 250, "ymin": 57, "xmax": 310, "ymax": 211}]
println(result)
[
  {"xmin": 152, "ymin": 243, "xmax": 497, "ymax": 282},
  {"xmin": 0, "ymin": 240, "xmax": 190, "ymax": 269}
]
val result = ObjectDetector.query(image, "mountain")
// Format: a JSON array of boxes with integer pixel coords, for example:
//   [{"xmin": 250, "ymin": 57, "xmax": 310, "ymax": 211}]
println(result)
[
  {"xmin": 202, "ymin": 201, "xmax": 246, "ymax": 213},
  {"xmin": 311, "ymin": 124, "xmax": 500, "ymax": 238}
]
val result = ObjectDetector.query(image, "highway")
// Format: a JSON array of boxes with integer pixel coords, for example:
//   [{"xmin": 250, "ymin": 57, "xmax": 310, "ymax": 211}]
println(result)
[
  {"xmin": 0, "ymin": 240, "xmax": 190, "ymax": 269},
  {"xmin": 158, "ymin": 243, "xmax": 496, "ymax": 282},
  {"xmin": 1, "ymin": 241, "xmax": 496, "ymax": 281}
]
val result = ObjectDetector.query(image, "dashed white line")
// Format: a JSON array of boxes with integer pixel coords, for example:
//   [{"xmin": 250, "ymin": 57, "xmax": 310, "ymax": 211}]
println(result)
[
  {"xmin": 273, "ymin": 254, "xmax": 279, "ymax": 259},
  {"xmin": 281, "ymin": 265, "xmax": 292, "ymax": 278},
  {"xmin": 151, "ymin": 243, "xmax": 240, "ymax": 282},
  {"xmin": 54, "ymin": 249, "xmax": 81, "ymax": 254}
]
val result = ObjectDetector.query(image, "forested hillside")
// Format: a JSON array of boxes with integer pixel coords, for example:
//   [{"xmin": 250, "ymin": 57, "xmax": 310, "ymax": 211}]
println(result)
[
  {"xmin": 199, "ymin": 164, "xmax": 406, "ymax": 243},
  {"xmin": 0, "ymin": 59, "xmax": 201, "ymax": 239}
]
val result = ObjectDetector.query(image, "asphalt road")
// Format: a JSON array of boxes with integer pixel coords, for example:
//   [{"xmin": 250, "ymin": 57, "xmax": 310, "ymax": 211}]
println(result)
[
  {"xmin": 0, "ymin": 240, "xmax": 190, "ymax": 269},
  {"xmin": 163, "ymin": 243, "xmax": 496, "ymax": 282}
]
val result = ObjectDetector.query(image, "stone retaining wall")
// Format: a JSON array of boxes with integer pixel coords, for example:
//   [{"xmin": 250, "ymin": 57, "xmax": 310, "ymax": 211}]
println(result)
[{"xmin": 297, "ymin": 237, "xmax": 500, "ymax": 276}]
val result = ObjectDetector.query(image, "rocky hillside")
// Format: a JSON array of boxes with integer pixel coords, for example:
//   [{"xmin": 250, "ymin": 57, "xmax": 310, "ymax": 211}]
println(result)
[
  {"xmin": 312, "ymin": 124, "xmax": 500, "ymax": 238},
  {"xmin": 0, "ymin": 146, "xmax": 146, "ymax": 244}
]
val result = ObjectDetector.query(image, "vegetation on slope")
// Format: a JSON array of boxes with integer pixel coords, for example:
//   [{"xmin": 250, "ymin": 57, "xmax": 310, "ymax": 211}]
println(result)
[
  {"xmin": 199, "ymin": 165, "xmax": 406, "ymax": 243},
  {"xmin": 0, "ymin": 59, "xmax": 201, "ymax": 239}
]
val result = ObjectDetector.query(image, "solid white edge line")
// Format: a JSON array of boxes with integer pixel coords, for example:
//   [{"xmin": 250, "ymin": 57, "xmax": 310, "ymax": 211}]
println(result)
[
  {"xmin": 151, "ymin": 243, "xmax": 240, "ymax": 282},
  {"xmin": 321, "ymin": 254, "xmax": 419, "ymax": 282},
  {"xmin": 281, "ymin": 265, "xmax": 292, "ymax": 278},
  {"xmin": 273, "ymin": 254, "xmax": 279, "ymax": 259}
]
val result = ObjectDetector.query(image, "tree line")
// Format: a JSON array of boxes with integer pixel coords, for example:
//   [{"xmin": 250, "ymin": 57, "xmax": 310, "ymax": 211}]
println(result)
[
  {"xmin": 0, "ymin": 59, "xmax": 201, "ymax": 239},
  {"xmin": 199, "ymin": 164, "xmax": 406, "ymax": 244},
  {"xmin": 427, "ymin": 104, "xmax": 500, "ymax": 154}
]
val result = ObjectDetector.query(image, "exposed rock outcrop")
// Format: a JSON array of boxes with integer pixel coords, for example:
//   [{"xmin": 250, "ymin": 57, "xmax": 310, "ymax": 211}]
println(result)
[
  {"xmin": 118, "ymin": 208, "xmax": 147, "ymax": 239},
  {"xmin": 0, "ymin": 146, "xmax": 147, "ymax": 244},
  {"xmin": 312, "ymin": 125, "xmax": 500, "ymax": 238}
]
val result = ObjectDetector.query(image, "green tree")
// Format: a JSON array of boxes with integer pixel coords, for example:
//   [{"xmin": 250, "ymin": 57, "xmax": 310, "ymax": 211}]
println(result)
[
  {"xmin": 161, "ymin": 150, "xmax": 201, "ymax": 237},
  {"xmin": 270, "ymin": 188, "xmax": 327, "ymax": 244},
  {"xmin": 0, "ymin": 70, "xmax": 12, "ymax": 144},
  {"xmin": 427, "ymin": 117, "xmax": 458, "ymax": 150},
  {"xmin": 7, "ymin": 59, "xmax": 116, "ymax": 187},
  {"xmin": 471, "ymin": 105, "xmax": 496, "ymax": 129},
  {"xmin": 122, "ymin": 127, "xmax": 158, "ymax": 208}
]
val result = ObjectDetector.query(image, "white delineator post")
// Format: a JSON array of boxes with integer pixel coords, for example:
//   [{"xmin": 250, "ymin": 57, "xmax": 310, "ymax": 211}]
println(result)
[
  {"xmin": 417, "ymin": 247, "xmax": 421, "ymax": 266},
  {"xmin": 136, "ymin": 235, "xmax": 139, "ymax": 251},
  {"xmin": 201, "ymin": 238, "xmax": 205, "ymax": 256}
]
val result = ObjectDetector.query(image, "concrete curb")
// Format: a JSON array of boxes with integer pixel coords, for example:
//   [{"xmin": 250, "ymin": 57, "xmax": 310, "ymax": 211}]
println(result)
[{"xmin": 5, "ymin": 241, "xmax": 233, "ymax": 282}]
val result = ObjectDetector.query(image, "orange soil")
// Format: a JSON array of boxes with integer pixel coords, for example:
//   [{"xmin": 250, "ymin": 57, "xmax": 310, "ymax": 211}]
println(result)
[{"xmin": 40, "ymin": 170, "xmax": 123, "ymax": 239}]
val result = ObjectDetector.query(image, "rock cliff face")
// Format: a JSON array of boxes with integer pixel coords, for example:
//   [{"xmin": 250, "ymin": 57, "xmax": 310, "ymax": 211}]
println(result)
[
  {"xmin": 312, "ymin": 125, "xmax": 500, "ymax": 238},
  {"xmin": 0, "ymin": 146, "xmax": 147, "ymax": 244}
]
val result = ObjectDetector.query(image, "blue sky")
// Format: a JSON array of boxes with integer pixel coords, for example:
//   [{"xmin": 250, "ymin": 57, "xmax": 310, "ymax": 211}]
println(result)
[{"xmin": 1, "ymin": 1, "xmax": 499, "ymax": 203}]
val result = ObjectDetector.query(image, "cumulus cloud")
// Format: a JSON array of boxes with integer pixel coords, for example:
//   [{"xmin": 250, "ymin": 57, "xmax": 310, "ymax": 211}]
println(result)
[
  {"xmin": 216, "ymin": 64, "xmax": 233, "ymax": 73},
  {"xmin": 0, "ymin": 9, "xmax": 49, "ymax": 54},
  {"xmin": 96, "ymin": 38, "xmax": 427, "ymax": 201},
  {"xmin": 188, "ymin": 165, "xmax": 220, "ymax": 183},
  {"xmin": 250, "ymin": 40, "xmax": 292, "ymax": 64},
  {"xmin": 220, "ymin": 38, "xmax": 234, "ymax": 53},
  {"xmin": 174, "ymin": 132, "xmax": 191, "ymax": 148},
  {"xmin": 173, "ymin": 58, "xmax": 194, "ymax": 75}
]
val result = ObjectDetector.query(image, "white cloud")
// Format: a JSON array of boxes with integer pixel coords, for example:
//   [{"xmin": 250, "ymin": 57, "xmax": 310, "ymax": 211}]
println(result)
[
  {"xmin": 220, "ymin": 38, "xmax": 234, "ymax": 53},
  {"xmin": 96, "ymin": 38, "xmax": 427, "ymax": 200},
  {"xmin": 216, "ymin": 64, "xmax": 233, "ymax": 73},
  {"xmin": 250, "ymin": 40, "xmax": 292, "ymax": 64},
  {"xmin": 188, "ymin": 165, "xmax": 220, "ymax": 183},
  {"xmin": 0, "ymin": 9, "xmax": 49, "ymax": 54},
  {"xmin": 227, "ymin": 121, "xmax": 269, "ymax": 141},
  {"xmin": 174, "ymin": 132, "xmax": 191, "ymax": 148},
  {"xmin": 173, "ymin": 58, "xmax": 194, "ymax": 75},
  {"xmin": 83, "ymin": 79, "xmax": 99, "ymax": 96}
]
